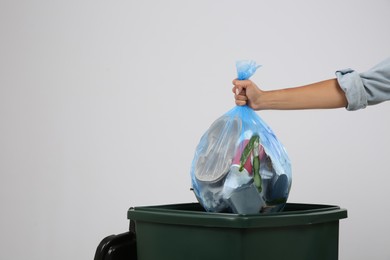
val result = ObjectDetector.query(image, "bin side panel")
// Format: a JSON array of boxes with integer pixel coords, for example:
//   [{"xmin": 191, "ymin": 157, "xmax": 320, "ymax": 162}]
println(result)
[
  {"xmin": 242, "ymin": 221, "xmax": 340, "ymax": 260},
  {"xmin": 135, "ymin": 221, "xmax": 244, "ymax": 260},
  {"xmin": 134, "ymin": 220, "xmax": 340, "ymax": 260}
]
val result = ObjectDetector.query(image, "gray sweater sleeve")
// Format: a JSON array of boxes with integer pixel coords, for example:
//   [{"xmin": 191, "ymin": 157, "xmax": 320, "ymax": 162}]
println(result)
[{"xmin": 335, "ymin": 57, "xmax": 390, "ymax": 111}]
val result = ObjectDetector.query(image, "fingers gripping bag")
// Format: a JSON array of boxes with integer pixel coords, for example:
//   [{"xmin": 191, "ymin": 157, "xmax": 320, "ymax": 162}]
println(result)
[{"xmin": 190, "ymin": 60, "xmax": 292, "ymax": 214}]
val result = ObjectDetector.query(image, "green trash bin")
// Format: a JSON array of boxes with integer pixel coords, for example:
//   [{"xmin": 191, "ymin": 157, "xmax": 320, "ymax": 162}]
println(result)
[{"xmin": 127, "ymin": 202, "xmax": 347, "ymax": 260}]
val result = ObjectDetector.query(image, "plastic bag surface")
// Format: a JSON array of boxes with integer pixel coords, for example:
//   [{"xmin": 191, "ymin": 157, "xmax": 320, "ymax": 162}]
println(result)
[{"xmin": 190, "ymin": 61, "xmax": 292, "ymax": 214}]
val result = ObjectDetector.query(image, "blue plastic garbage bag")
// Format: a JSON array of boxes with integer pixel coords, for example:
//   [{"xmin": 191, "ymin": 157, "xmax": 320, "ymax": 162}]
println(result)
[{"xmin": 190, "ymin": 60, "xmax": 292, "ymax": 214}]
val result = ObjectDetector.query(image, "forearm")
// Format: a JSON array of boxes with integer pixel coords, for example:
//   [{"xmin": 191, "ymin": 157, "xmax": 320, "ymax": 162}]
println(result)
[{"xmin": 257, "ymin": 79, "xmax": 348, "ymax": 110}]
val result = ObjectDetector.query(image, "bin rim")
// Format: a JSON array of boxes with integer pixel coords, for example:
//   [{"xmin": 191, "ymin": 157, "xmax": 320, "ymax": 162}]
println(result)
[{"xmin": 127, "ymin": 202, "xmax": 347, "ymax": 229}]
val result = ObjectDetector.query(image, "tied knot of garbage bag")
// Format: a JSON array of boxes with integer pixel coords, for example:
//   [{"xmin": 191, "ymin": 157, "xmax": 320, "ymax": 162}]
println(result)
[{"xmin": 236, "ymin": 60, "xmax": 261, "ymax": 80}]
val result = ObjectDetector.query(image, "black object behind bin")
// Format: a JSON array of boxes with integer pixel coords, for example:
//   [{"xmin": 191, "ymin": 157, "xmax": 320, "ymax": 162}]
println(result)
[{"xmin": 94, "ymin": 221, "xmax": 137, "ymax": 260}]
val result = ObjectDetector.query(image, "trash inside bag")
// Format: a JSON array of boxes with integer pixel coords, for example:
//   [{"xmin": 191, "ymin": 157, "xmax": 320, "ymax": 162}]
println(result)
[{"xmin": 190, "ymin": 60, "xmax": 292, "ymax": 214}]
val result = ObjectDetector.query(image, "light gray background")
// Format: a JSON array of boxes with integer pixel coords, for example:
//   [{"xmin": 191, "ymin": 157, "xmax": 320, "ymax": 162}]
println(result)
[{"xmin": 1, "ymin": 0, "xmax": 389, "ymax": 259}]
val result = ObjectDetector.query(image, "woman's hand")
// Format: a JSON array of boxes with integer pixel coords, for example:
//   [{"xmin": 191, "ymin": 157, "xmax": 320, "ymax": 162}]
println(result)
[{"xmin": 232, "ymin": 79, "xmax": 263, "ymax": 110}]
